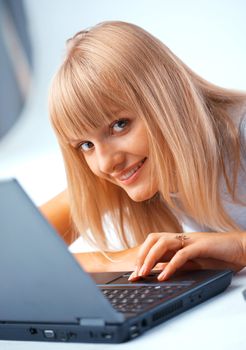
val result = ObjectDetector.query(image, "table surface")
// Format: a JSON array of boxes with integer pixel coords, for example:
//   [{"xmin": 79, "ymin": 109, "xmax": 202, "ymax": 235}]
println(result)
[{"xmin": 0, "ymin": 268, "xmax": 245, "ymax": 350}]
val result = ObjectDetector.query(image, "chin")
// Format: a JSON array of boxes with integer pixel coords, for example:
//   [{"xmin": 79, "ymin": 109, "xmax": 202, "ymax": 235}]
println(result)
[{"xmin": 127, "ymin": 188, "xmax": 158, "ymax": 202}]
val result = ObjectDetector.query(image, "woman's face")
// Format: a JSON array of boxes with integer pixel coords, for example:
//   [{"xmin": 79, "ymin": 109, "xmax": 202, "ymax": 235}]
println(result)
[{"xmin": 70, "ymin": 111, "xmax": 158, "ymax": 201}]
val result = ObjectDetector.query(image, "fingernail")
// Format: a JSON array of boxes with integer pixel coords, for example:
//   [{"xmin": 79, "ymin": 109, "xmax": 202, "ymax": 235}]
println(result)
[
  {"xmin": 128, "ymin": 272, "xmax": 135, "ymax": 281},
  {"xmin": 128, "ymin": 268, "xmax": 138, "ymax": 281},
  {"xmin": 139, "ymin": 264, "xmax": 147, "ymax": 276},
  {"xmin": 128, "ymin": 270, "xmax": 139, "ymax": 281},
  {"xmin": 158, "ymin": 270, "xmax": 167, "ymax": 281}
]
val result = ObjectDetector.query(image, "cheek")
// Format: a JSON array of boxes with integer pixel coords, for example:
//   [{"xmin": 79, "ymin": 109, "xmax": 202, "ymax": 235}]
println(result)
[
  {"xmin": 84, "ymin": 157, "xmax": 99, "ymax": 176},
  {"xmin": 124, "ymin": 128, "xmax": 149, "ymax": 155},
  {"xmin": 135, "ymin": 125, "xmax": 149, "ymax": 154},
  {"xmin": 135, "ymin": 137, "xmax": 149, "ymax": 156}
]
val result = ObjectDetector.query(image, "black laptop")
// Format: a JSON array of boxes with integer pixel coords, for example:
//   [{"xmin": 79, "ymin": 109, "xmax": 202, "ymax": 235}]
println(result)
[{"xmin": 0, "ymin": 178, "xmax": 233, "ymax": 343}]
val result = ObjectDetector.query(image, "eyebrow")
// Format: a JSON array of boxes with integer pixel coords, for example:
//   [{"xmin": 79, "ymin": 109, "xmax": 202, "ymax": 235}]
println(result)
[
  {"xmin": 68, "ymin": 110, "xmax": 130, "ymax": 146},
  {"xmin": 68, "ymin": 138, "xmax": 85, "ymax": 148},
  {"xmin": 67, "ymin": 130, "xmax": 92, "ymax": 147}
]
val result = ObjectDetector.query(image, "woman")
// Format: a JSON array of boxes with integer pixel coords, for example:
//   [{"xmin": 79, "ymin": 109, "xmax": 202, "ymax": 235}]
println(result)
[{"xmin": 41, "ymin": 20, "xmax": 246, "ymax": 281}]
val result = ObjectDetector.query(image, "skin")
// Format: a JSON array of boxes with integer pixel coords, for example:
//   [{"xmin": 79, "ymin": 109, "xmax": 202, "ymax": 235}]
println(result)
[
  {"xmin": 128, "ymin": 231, "xmax": 246, "ymax": 281},
  {"xmin": 40, "ymin": 112, "xmax": 246, "ymax": 278},
  {"xmin": 70, "ymin": 111, "xmax": 158, "ymax": 202}
]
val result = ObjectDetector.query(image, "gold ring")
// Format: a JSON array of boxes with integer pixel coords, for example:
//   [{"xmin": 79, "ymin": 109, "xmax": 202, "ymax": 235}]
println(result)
[{"xmin": 175, "ymin": 233, "xmax": 189, "ymax": 248}]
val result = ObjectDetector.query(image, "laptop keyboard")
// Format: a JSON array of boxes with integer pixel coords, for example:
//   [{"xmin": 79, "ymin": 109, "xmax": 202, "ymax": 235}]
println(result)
[{"xmin": 101, "ymin": 285, "xmax": 189, "ymax": 314}]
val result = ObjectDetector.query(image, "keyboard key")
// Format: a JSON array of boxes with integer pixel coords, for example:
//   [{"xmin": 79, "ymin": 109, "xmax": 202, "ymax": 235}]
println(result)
[{"xmin": 101, "ymin": 284, "xmax": 188, "ymax": 313}]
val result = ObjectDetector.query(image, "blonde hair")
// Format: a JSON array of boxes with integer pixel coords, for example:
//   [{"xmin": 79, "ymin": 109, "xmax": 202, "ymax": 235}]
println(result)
[{"xmin": 49, "ymin": 21, "xmax": 246, "ymax": 250}]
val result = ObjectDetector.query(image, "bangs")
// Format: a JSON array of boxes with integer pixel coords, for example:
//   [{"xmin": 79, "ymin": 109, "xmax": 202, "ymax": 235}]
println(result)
[{"xmin": 49, "ymin": 58, "xmax": 133, "ymax": 144}]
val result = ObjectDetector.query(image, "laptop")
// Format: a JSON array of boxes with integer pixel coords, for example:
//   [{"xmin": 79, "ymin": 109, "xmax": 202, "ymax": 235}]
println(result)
[{"xmin": 0, "ymin": 178, "xmax": 233, "ymax": 343}]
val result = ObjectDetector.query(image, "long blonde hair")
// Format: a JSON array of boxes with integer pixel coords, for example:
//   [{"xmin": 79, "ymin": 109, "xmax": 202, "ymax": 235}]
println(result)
[{"xmin": 49, "ymin": 21, "xmax": 246, "ymax": 250}]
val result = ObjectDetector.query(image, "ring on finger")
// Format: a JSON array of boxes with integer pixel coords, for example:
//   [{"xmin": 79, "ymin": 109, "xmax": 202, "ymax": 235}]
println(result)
[{"xmin": 175, "ymin": 233, "xmax": 189, "ymax": 249}]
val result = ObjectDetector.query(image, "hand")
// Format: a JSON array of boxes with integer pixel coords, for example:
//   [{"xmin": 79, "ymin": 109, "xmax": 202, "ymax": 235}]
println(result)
[{"xmin": 128, "ymin": 231, "xmax": 246, "ymax": 281}]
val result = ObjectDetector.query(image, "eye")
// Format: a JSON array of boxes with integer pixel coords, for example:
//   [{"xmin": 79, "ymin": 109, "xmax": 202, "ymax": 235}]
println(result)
[
  {"xmin": 110, "ymin": 119, "xmax": 129, "ymax": 134},
  {"xmin": 78, "ymin": 141, "xmax": 94, "ymax": 152}
]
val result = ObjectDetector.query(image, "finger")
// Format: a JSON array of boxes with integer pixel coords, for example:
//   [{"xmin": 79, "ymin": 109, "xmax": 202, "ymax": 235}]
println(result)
[
  {"xmin": 138, "ymin": 237, "xmax": 180, "ymax": 277},
  {"xmin": 158, "ymin": 246, "xmax": 199, "ymax": 280},
  {"xmin": 153, "ymin": 262, "xmax": 168, "ymax": 271},
  {"xmin": 134, "ymin": 233, "xmax": 161, "ymax": 272},
  {"xmin": 129, "ymin": 233, "xmax": 173, "ymax": 281},
  {"xmin": 128, "ymin": 234, "xmax": 158, "ymax": 281},
  {"xmin": 129, "ymin": 262, "xmax": 169, "ymax": 281},
  {"xmin": 128, "ymin": 270, "xmax": 142, "ymax": 282}
]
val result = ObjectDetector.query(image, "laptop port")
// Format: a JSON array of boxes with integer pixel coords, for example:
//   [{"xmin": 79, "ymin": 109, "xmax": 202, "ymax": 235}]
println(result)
[
  {"xmin": 190, "ymin": 291, "xmax": 203, "ymax": 303},
  {"xmin": 141, "ymin": 319, "xmax": 148, "ymax": 328},
  {"xmin": 130, "ymin": 331, "xmax": 140, "ymax": 339},
  {"xmin": 130, "ymin": 324, "xmax": 138, "ymax": 332},
  {"xmin": 43, "ymin": 329, "xmax": 56, "ymax": 339},
  {"xmin": 29, "ymin": 327, "xmax": 38, "ymax": 335},
  {"xmin": 130, "ymin": 324, "xmax": 140, "ymax": 339},
  {"xmin": 68, "ymin": 332, "xmax": 77, "ymax": 340},
  {"xmin": 101, "ymin": 332, "xmax": 113, "ymax": 340}
]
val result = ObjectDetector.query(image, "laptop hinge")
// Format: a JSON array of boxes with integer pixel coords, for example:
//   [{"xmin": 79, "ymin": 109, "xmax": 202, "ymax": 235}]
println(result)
[{"xmin": 79, "ymin": 318, "xmax": 105, "ymax": 327}]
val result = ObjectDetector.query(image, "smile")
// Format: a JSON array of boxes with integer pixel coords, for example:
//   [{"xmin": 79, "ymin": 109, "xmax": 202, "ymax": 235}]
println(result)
[{"xmin": 117, "ymin": 158, "xmax": 147, "ymax": 184}]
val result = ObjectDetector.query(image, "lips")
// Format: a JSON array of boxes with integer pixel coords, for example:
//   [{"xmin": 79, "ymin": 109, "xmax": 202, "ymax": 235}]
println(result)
[{"xmin": 117, "ymin": 158, "xmax": 147, "ymax": 182}]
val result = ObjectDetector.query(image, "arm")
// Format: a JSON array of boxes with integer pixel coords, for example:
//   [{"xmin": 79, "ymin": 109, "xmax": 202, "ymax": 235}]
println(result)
[
  {"xmin": 39, "ymin": 190, "xmax": 77, "ymax": 245},
  {"xmin": 129, "ymin": 231, "xmax": 246, "ymax": 281},
  {"xmin": 40, "ymin": 192, "xmax": 246, "ymax": 276},
  {"xmin": 74, "ymin": 246, "xmax": 139, "ymax": 272},
  {"xmin": 40, "ymin": 192, "xmax": 140, "ymax": 271}
]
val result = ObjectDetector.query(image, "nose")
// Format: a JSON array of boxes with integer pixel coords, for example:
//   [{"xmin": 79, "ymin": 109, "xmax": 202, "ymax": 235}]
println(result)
[{"xmin": 96, "ymin": 142, "xmax": 125, "ymax": 174}]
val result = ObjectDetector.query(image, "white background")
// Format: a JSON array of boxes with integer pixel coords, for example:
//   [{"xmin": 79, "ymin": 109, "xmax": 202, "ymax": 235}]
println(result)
[
  {"xmin": 0, "ymin": 2, "xmax": 245, "ymax": 348},
  {"xmin": 0, "ymin": 0, "xmax": 246, "ymax": 205}
]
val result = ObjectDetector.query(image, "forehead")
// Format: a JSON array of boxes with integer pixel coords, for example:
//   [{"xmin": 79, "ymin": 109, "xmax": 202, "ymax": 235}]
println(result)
[{"xmin": 51, "ymin": 58, "xmax": 141, "ymax": 145}]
